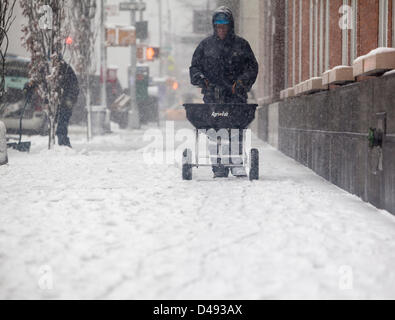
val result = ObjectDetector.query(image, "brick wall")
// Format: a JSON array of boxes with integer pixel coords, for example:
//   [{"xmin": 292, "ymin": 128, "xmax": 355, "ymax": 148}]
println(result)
[
  {"xmin": 260, "ymin": 0, "xmax": 395, "ymax": 102},
  {"xmin": 277, "ymin": 0, "xmax": 395, "ymax": 92},
  {"xmin": 329, "ymin": 0, "xmax": 342, "ymax": 68},
  {"xmin": 288, "ymin": 1, "xmax": 294, "ymax": 88},
  {"xmin": 258, "ymin": 0, "xmax": 285, "ymax": 103},
  {"xmin": 389, "ymin": 0, "xmax": 393, "ymax": 47},
  {"xmin": 302, "ymin": 0, "xmax": 310, "ymax": 81},
  {"xmin": 258, "ymin": 0, "xmax": 265, "ymax": 101},
  {"xmin": 273, "ymin": 0, "xmax": 286, "ymax": 101},
  {"xmin": 358, "ymin": 0, "xmax": 379, "ymax": 56}
]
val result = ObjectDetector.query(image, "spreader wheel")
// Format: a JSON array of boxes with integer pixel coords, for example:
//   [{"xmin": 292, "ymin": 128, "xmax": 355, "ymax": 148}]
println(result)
[
  {"xmin": 249, "ymin": 148, "xmax": 259, "ymax": 181},
  {"xmin": 182, "ymin": 148, "xmax": 193, "ymax": 180}
]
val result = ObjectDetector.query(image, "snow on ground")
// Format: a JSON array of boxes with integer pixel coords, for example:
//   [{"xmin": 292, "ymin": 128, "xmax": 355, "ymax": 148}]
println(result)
[{"xmin": 1, "ymin": 122, "xmax": 395, "ymax": 300}]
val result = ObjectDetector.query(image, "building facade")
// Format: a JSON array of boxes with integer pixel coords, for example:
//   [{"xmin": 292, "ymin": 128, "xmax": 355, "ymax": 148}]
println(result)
[
  {"xmin": 256, "ymin": 0, "xmax": 395, "ymax": 215},
  {"xmin": 238, "ymin": 0, "xmax": 260, "ymax": 99},
  {"xmin": 258, "ymin": 0, "xmax": 286, "ymax": 104},
  {"xmin": 258, "ymin": 0, "xmax": 395, "ymax": 104}
]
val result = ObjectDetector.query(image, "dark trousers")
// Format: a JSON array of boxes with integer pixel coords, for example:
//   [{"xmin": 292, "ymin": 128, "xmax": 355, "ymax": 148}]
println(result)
[
  {"xmin": 202, "ymin": 88, "xmax": 248, "ymax": 173},
  {"xmin": 56, "ymin": 106, "xmax": 72, "ymax": 145}
]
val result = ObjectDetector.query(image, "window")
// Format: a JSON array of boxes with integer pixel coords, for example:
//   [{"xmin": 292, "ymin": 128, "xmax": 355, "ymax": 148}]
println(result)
[
  {"xmin": 285, "ymin": 0, "xmax": 289, "ymax": 88},
  {"xmin": 325, "ymin": 0, "xmax": 329, "ymax": 70},
  {"xmin": 299, "ymin": 0, "xmax": 303, "ymax": 82},
  {"xmin": 310, "ymin": 0, "xmax": 313, "ymax": 77},
  {"xmin": 314, "ymin": 0, "xmax": 319, "ymax": 76},
  {"xmin": 379, "ymin": 0, "xmax": 389, "ymax": 47},
  {"xmin": 342, "ymin": 0, "xmax": 349, "ymax": 65},
  {"xmin": 393, "ymin": 0, "xmax": 395, "ymax": 47},
  {"xmin": 320, "ymin": 0, "xmax": 324, "ymax": 75},
  {"xmin": 350, "ymin": 0, "xmax": 358, "ymax": 62},
  {"xmin": 293, "ymin": 0, "xmax": 296, "ymax": 86}
]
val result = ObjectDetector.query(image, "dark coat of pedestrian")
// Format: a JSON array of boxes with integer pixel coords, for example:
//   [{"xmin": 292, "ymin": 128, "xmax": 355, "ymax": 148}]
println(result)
[{"xmin": 56, "ymin": 61, "xmax": 79, "ymax": 147}]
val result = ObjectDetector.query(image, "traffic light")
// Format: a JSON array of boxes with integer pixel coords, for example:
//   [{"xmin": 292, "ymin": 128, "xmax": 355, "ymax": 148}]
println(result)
[
  {"xmin": 65, "ymin": 36, "xmax": 73, "ymax": 45},
  {"xmin": 166, "ymin": 78, "xmax": 179, "ymax": 90},
  {"xmin": 146, "ymin": 47, "xmax": 160, "ymax": 61}
]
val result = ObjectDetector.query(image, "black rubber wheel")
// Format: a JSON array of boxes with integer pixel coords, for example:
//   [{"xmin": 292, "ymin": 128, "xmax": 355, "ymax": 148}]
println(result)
[
  {"xmin": 249, "ymin": 148, "xmax": 259, "ymax": 181},
  {"xmin": 182, "ymin": 148, "xmax": 193, "ymax": 180}
]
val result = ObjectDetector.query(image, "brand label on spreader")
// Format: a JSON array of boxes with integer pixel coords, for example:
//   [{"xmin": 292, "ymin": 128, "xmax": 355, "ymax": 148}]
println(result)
[{"xmin": 211, "ymin": 112, "xmax": 229, "ymax": 118}]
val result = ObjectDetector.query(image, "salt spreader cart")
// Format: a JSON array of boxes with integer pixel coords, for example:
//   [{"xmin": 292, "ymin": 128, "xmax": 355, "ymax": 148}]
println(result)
[{"xmin": 182, "ymin": 103, "xmax": 259, "ymax": 181}]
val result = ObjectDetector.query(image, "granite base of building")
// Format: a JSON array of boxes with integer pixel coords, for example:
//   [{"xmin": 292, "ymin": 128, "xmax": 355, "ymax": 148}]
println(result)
[{"xmin": 258, "ymin": 73, "xmax": 395, "ymax": 215}]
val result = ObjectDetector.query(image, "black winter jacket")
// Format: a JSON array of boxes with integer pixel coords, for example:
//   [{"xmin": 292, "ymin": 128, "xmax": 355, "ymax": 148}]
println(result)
[
  {"xmin": 190, "ymin": 6, "xmax": 258, "ymax": 103},
  {"xmin": 59, "ymin": 62, "xmax": 79, "ymax": 108}
]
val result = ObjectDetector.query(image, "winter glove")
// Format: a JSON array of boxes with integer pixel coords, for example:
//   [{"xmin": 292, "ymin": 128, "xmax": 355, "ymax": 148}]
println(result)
[
  {"xmin": 232, "ymin": 80, "xmax": 245, "ymax": 95},
  {"xmin": 197, "ymin": 74, "xmax": 209, "ymax": 89},
  {"xmin": 199, "ymin": 78, "xmax": 209, "ymax": 89},
  {"xmin": 65, "ymin": 99, "xmax": 74, "ymax": 108}
]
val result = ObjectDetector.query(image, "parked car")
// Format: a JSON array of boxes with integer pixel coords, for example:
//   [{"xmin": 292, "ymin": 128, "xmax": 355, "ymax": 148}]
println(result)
[{"xmin": 0, "ymin": 55, "xmax": 48, "ymax": 135}]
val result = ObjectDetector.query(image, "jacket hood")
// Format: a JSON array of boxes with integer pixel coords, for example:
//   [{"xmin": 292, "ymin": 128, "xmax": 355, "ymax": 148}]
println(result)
[{"xmin": 212, "ymin": 6, "xmax": 235, "ymax": 40}]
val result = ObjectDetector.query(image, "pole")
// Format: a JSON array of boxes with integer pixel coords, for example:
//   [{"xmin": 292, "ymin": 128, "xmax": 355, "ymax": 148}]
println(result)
[
  {"xmin": 167, "ymin": 0, "xmax": 172, "ymax": 52},
  {"xmin": 158, "ymin": 0, "xmax": 163, "ymax": 77},
  {"xmin": 101, "ymin": 0, "xmax": 108, "ymax": 134},
  {"xmin": 128, "ymin": 1, "xmax": 140, "ymax": 129},
  {"xmin": 96, "ymin": 0, "xmax": 107, "ymax": 139},
  {"xmin": 139, "ymin": 0, "xmax": 143, "ymax": 21},
  {"xmin": 47, "ymin": 29, "xmax": 54, "ymax": 149},
  {"xmin": 166, "ymin": 0, "xmax": 172, "ymax": 77}
]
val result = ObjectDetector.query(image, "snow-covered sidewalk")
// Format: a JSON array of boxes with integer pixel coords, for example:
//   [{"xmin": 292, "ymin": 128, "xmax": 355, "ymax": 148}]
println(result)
[{"xmin": 1, "ymin": 123, "xmax": 395, "ymax": 299}]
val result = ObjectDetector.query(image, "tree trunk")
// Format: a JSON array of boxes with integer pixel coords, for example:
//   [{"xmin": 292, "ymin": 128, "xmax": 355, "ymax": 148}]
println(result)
[
  {"xmin": 86, "ymin": 73, "xmax": 92, "ymax": 141},
  {"xmin": 48, "ymin": 115, "xmax": 54, "ymax": 150}
]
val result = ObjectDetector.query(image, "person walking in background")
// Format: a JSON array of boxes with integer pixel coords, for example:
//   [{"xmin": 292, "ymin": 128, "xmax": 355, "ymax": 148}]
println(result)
[{"xmin": 56, "ymin": 60, "xmax": 79, "ymax": 148}]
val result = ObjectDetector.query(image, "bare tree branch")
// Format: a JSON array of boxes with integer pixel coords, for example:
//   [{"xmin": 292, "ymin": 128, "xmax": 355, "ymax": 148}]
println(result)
[
  {"xmin": 69, "ymin": 0, "xmax": 97, "ymax": 140},
  {"xmin": 0, "ymin": 0, "xmax": 17, "ymax": 108},
  {"xmin": 20, "ymin": 0, "xmax": 68, "ymax": 149}
]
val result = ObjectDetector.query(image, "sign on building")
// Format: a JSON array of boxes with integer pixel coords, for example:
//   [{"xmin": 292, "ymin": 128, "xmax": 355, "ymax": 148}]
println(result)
[
  {"xmin": 136, "ymin": 21, "xmax": 148, "ymax": 40},
  {"xmin": 106, "ymin": 26, "xmax": 136, "ymax": 47},
  {"xmin": 119, "ymin": 2, "xmax": 146, "ymax": 11}
]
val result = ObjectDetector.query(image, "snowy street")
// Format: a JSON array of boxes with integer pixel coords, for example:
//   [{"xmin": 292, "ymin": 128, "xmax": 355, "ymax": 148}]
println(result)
[{"xmin": 1, "ymin": 122, "xmax": 395, "ymax": 299}]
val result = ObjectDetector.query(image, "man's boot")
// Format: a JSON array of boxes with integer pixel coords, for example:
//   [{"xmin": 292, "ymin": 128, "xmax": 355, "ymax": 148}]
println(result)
[
  {"xmin": 212, "ymin": 165, "xmax": 229, "ymax": 178},
  {"xmin": 230, "ymin": 156, "xmax": 247, "ymax": 177},
  {"xmin": 57, "ymin": 135, "xmax": 72, "ymax": 148}
]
